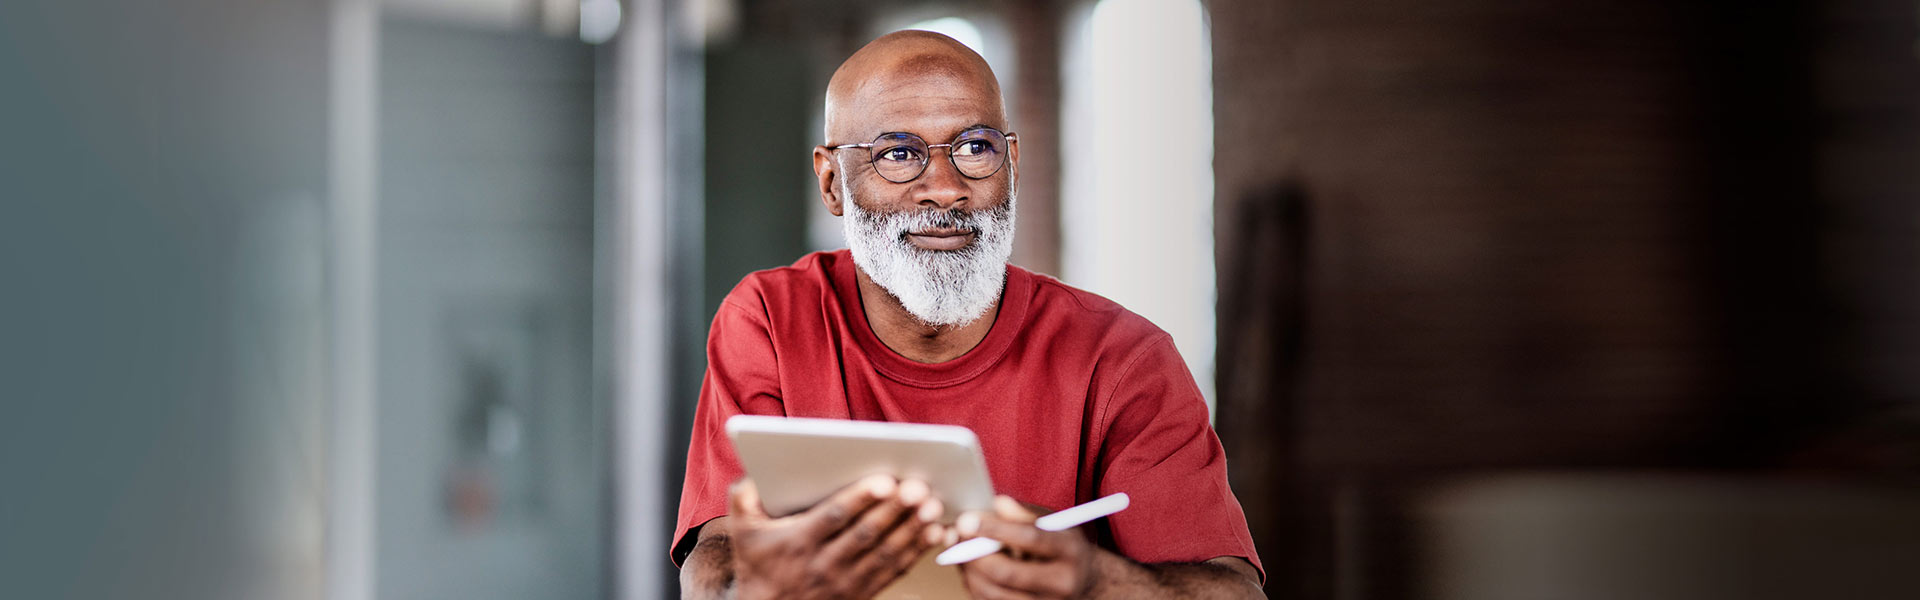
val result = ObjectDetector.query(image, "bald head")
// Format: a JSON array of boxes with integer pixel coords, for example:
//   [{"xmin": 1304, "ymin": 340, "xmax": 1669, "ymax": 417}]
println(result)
[{"xmin": 824, "ymin": 30, "xmax": 1006, "ymax": 145}]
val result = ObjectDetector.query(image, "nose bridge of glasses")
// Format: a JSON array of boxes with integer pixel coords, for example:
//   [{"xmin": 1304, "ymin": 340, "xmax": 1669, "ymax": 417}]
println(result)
[{"xmin": 919, "ymin": 143, "xmax": 969, "ymax": 185}]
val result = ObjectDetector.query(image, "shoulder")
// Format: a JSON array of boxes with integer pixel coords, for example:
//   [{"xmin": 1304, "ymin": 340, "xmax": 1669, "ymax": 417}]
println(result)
[
  {"xmin": 719, "ymin": 250, "xmax": 845, "ymax": 319},
  {"xmin": 1017, "ymin": 269, "xmax": 1198, "ymax": 421},
  {"xmin": 1019, "ymin": 267, "xmax": 1172, "ymax": 351}
]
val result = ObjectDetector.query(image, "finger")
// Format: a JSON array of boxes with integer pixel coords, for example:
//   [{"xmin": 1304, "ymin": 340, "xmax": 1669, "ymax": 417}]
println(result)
[
  {"xmin": 838, "ymin": 483, "xmax": 942, "ymax": 586},
  {"xmin": 961, "ymin": 554, "xmax": 1043, "ymax": 600},
  {"xmin": 728, "ymin": 478, "xmax": 770, "ymax": 523},
  {"xmin": 963, "ymin": 578, "xmax": 1033, "ymax": 600},
  {"xmin": 897, "ymin": 478, "xmax": 930, "ymax": 506},
  {"xmin": 797, "ymin": 474, "xmax": 894, "ymax": 539},
  {"xmin": 990, "ymin": 497, "xmax": 1039, "ymax": 561},
  {"xmin": 973, "ymin": 513, "xmax": 1063, "ymax": 559},
  {"xmin": 817, "ymin": 485, "xmax": 911, "ymax": 563},
  {"xmin": 859, "ymin": 495, "xmax": 940, "ymax": 580},
  {"xmin": 919, "ymin": 496, "xmax": 948, "ymax": 545},
  {"xmin": 814, "ymin": 503, "xmax": 911, "ymax": 593},
  {"xmin": 993, "ymin": 495, "xmax": 1038, "ymax": 524},
  {"xmin": 892, "ymin": 480, "xmax": 945, "ymax": 546},
  {"xmin": 957, "ymin": 511, "xmax": 982, "ymax": 538},
  {"xmin": 965, "ymin": 553, "xmax": 1073, "ymax": 597},
  {"xmin": 915, "ymin": 492, "xmax": 944, "ymax": 528}
]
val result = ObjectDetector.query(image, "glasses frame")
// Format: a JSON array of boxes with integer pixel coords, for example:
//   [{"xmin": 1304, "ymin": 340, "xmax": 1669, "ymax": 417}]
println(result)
[{"xmin": 830, "ymin": 128, "xmax": 1018, "ymax": 184}]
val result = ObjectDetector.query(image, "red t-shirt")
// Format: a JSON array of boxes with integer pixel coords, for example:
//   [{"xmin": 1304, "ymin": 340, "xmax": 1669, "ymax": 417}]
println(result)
[{"xmin": 671, "ymin": 250, "xmax": 1263, "ymax": 580}]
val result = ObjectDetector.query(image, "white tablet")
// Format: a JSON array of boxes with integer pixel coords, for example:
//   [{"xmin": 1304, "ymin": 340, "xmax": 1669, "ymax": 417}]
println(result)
[{"xmin": 725, "ymin": 415, "xmax": 996, "ymax": 524}]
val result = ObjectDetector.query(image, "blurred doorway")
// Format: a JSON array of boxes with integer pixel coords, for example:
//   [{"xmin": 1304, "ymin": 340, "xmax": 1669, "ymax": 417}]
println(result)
[{"xmin": 371, "ymin": 12, "xmax": 605, "ymax": 600}]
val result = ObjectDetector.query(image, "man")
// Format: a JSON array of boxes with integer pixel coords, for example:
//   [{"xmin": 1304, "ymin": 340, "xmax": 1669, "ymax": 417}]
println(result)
[{"xmin": 675, "ymin": 30, "xmax": 1264, "ymax": 599}]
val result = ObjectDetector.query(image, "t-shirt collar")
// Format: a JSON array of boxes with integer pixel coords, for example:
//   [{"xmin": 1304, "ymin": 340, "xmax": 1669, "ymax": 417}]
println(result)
[{"xmin": 831, "ymin": 249, "xmax": 1031, "ymax": 388}]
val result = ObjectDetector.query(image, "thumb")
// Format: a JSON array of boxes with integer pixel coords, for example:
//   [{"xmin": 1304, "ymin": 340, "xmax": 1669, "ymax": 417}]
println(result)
[
  {"xmin": 729, "ymin": 477, "xmax": 771, "ymax": 523},
  {"xmin": 992, "ymin": 495, "xmax": 1037, "ymax": 524}
]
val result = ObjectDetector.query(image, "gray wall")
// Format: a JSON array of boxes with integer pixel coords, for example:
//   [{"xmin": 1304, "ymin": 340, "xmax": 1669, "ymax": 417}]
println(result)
[
  {"xmin": 0, "ymin": 1, "xmax": 331, "ymax": 598},
  {"xmin": 699, "ymin": 42, "xmax": 816, "ymax": 325},
  {"xmin": 374, "ymin": 16, "xmax": 604, "ymax": 600}
]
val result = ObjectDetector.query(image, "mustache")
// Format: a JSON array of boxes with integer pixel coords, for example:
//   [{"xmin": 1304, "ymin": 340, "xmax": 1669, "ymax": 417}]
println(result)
[{"xmin": 872, "ymin": 205, "xmax": 1006, "ymax": 236}]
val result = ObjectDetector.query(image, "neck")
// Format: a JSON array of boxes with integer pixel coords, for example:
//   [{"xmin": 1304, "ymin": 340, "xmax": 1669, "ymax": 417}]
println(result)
[{"xmin": 852, "ymin": 264, "xmax": 1001, "ymax": 364}]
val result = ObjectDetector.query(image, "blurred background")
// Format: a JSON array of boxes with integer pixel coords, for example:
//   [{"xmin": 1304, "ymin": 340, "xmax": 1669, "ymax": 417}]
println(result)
[{"xmin": 3, "ymin": 0, "xmax": 1918, "ymax": 598}]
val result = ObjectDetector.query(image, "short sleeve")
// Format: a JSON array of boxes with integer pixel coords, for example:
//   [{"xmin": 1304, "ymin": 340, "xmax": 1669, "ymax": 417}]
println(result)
[
  {"xmin": 669, "ymin": 296, "xmax": 788, "ymax": 566},
  {"xmin": 1094, "ymin": 335, "xmax": 1264, "ymax": 581}
]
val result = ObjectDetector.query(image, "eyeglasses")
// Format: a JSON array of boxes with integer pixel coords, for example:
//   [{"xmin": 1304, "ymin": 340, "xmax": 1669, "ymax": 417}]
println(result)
[{"xmin": 830, "ymin": 127, "xmax": 1017, "ymax": 183}]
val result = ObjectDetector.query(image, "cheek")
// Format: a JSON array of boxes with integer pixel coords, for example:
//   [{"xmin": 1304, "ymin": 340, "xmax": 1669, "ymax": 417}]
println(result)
[
  {"xmin": 854, "ymin": 178, "xmax": 943, "ymax": 215},
  {"xmin": 844, "ymin": 174, "xmax": 894, "ymax": 206},
  {"xmin": 838, "ymin": 178, "xmax": 870, "ymax": 211},
  {"xmin": 836, "ymin": 159, "xmax": 885, "ymax": 202},
  {"xmin": 976, "ymin": 177, "xmax": 1015, "ymax": 206}
]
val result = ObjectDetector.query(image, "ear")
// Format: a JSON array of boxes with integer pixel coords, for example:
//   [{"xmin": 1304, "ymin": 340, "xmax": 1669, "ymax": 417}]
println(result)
[
  {"xmin": 813, "ymin": 146, "xmax": 844, "ymax": 217},
  {"xmin": 1005, "ymin": 134, "xmax": 1020, "ymax": 188}
]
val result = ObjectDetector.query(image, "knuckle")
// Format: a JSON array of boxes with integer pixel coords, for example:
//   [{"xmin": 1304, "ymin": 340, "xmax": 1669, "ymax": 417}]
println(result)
[
  {"xmin": 979, "ymin": 585, "xmax": 1017, "ymax": 600},
  {"xmin": 1016, "ymin": 526, "xmax": 1045, "ymax": 546},
  {"xmin": 894, "ymin": 531, "xmax": 928, "ymax": 555},
  {"xmin": 889, "ymin": 546, "xmax": 918, "ymax": 569},
  {"xmin": 1044, "ymin": 564, "xmax": 1078, "ymax": 594},
  {"xmin": 1047, "ymin": 534, "xmax": 1074, "ymax": 556},
  {"xmin": 869, "ymin": 544, "xmax": 899, "ymax": 565},
  {"xmin": 985, "ymin": 518, "xmax": 1030, "ymax": 543},
  {"xmin": 849, "ymin": 523, "xmax": 879, "ymax": 546},
  {"xmin": 820, "ymin": 503, "xmax": 850, "ymax": 525},
  {"xmin": 802, "ymin": 567, "xmax": 828, "ymax": 590},
  {"xmin": 804, "ymin": 556, "xmax": 832, "ymax": 579}
]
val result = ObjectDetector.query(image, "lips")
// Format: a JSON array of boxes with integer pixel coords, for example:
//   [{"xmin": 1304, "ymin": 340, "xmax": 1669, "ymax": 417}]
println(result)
[{"xmin": 904, "ymin": 227, "xmax": 976, "ymax": 251}]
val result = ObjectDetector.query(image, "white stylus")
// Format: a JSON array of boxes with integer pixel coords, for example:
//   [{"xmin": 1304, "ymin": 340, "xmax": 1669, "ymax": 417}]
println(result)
[{"xmin": 934, "ymin": 492, "xmax": 1131, "ymax": 566}]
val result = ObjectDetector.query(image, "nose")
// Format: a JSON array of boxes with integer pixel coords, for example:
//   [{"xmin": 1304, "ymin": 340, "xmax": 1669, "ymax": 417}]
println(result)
[{"xmin": 913, "ymin": 149, "xmax": 970, "ymax": 210}]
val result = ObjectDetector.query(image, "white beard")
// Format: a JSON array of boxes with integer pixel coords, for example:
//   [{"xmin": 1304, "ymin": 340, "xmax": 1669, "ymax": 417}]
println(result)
[{"xmin": 843, "ymin": 197, "xmax": 1016, "ymax": 327}]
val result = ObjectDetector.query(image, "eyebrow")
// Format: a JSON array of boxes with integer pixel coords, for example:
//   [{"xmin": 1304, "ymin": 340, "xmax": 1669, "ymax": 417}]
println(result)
[{"xmin": 872, "ymin": 124, "xmax": 1000, "ymax": 139}]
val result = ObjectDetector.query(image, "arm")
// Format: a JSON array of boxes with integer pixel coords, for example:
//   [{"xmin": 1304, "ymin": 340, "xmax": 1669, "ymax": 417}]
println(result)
[
  {"xmin": 1087, "ymin": 554, "xmax": 1264, "ymax": 599},
  {"xmin": 679, "ymin": 516, "xmax": 737, "ymax": 600},
  {"xmin": 671, "ymin": 298, "xmax": 787, "ymax": 569}
]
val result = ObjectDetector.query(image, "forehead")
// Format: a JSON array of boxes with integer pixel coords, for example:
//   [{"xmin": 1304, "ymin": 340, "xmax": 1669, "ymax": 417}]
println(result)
[{"xmin": 841, "ymin": 68, "xmax": 1005, "ymax": 142}]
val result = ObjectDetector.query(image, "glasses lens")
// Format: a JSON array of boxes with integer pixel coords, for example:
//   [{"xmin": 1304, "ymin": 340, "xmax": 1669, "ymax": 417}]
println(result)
[
  {"xmin": 950, "ymin": 129, "xmax": 1008, "ymax": 179},
  {"xmin": 869, "ymin": 133, "xmax": 928, "ymax": 183}
]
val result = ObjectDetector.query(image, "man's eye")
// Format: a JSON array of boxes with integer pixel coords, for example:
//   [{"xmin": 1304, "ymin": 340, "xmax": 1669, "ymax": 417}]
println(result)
[
  {"xmin": 879, "ymin": 147, "xmax": 921, "ymax": 162},
  {"xmin": 954, "ymin": 140, "xmax": 993, "ymax": 156}
]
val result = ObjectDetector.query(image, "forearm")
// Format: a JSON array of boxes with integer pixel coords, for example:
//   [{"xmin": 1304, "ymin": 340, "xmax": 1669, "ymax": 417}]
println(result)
[
  {"xmin": 1086, "ymin": 550, "xmax": 1265, "ymax": 599},
  {"xmin": 679, "ymin": 533, "xmax": 738, "ymax": 600}
]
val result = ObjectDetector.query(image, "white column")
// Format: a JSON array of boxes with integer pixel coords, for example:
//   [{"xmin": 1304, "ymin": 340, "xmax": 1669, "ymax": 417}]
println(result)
[
  {"xmin": 326, "ymin": 0, "xmax": 378, "ymax": 600},
  {"xmin": 611, "ymin": 0, "xmax": 674, "ymax": 597}
]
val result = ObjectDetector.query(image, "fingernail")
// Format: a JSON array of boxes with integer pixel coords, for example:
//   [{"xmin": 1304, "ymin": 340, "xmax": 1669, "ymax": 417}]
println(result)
[
  {"xmin": 923, "ymin": 523, "xmax": 943, "ymax": 545},
  {"xmin": 868, "ymin": 475, "xmax": 896, "ymax": 498},
  {"xmin": 945, "ymin": 529, "xmax": 960, "ymax": 545},
  {"xmin": 917, "ymin": 498, "xmax": 942, "ymax": 522},
  {"xmin": 898, "ymin": 479, "xmax": 928, "ymax": 505},
  {"xmin": 956, "ymin": 512, "xmax": 980, "ymax": 537},
  {"xmin": 994, "ymin": 495, "xmax": 1021, "ymax": 514}
]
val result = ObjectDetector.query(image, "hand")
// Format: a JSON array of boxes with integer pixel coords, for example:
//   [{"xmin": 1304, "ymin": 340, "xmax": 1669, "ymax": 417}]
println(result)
[
  {"xmin": 955, "ymin": 496, "xmax": 1099, "ymax": 599},
  {"xmin": 727, "ymin": 474, "xmax": 946, "ymax": 600}
]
